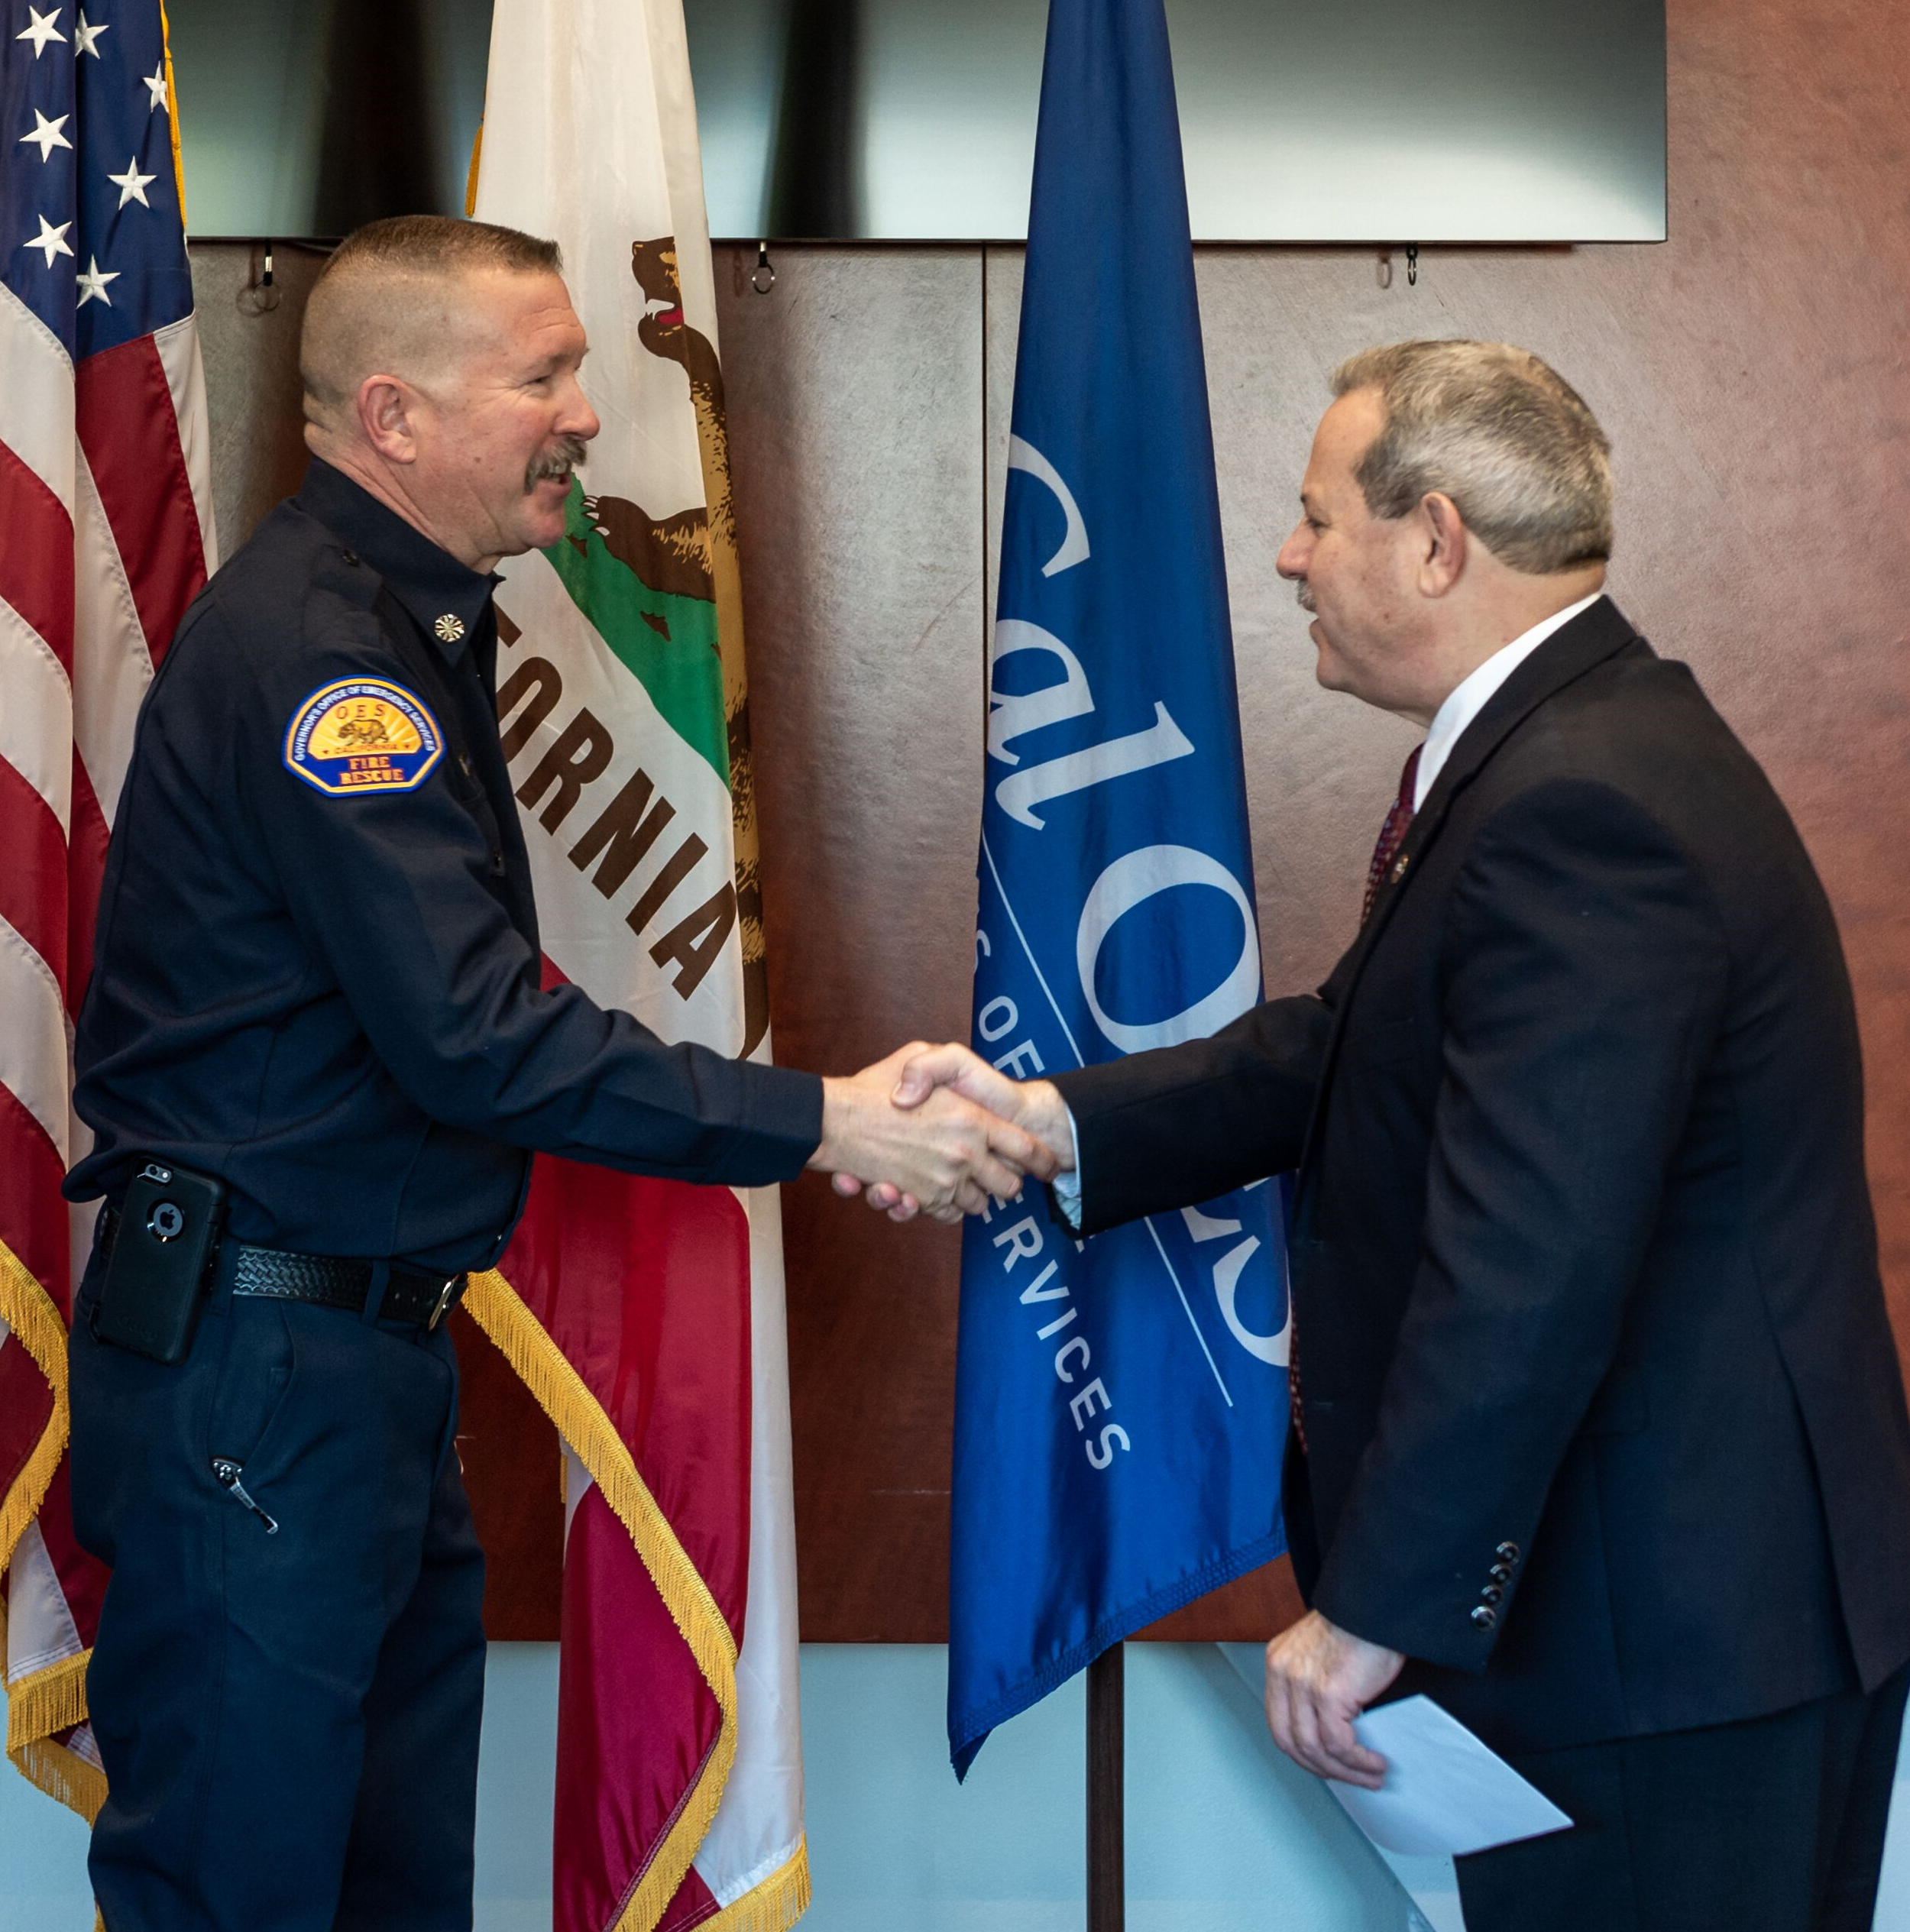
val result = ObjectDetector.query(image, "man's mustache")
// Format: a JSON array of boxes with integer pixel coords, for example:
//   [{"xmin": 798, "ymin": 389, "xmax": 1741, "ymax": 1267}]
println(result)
[
  {"xmin": 1294, "ymin": 579, "xmax": 1316, "ymax": 613},
  {"xmin": 526, "ymin": 438, "xmax": 591, "ymax": 491}
]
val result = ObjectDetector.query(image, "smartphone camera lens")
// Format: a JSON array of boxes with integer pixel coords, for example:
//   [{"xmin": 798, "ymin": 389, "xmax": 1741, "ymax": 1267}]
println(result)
[{"xmin": 148, "ymin": 1201, "xmax": 186, "ymax": 1243}]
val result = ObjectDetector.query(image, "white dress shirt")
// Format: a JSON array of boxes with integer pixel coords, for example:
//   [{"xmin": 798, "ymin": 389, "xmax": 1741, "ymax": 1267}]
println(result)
[
  {"xmin": 1050, "ymin": 591, "xmax": 1606, "ymax": 1223},
  {"xmin": 1411, "ymin": 591, "xmax": 1604, "ymax": 811}
]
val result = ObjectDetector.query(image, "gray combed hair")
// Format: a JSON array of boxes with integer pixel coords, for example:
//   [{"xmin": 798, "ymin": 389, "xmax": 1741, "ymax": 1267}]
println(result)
[{"xmin": 1331, "ymin": 341, "xmax": 1613, "ymax": 575}]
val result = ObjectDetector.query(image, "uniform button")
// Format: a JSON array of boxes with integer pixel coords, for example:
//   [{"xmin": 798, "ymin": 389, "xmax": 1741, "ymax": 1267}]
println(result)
[
  {"xmin": 489, "ymin": 849, "xmax": 506, "ymax": 875},
  {"xmin": 1496, "ymin": 1542, "xmax": 1520, "ymax": 1564},
  {"xmin": 1490, "ymin": 1563, "xmax": 1513, "ymax": 1584},
  {"xmin": 1471, "ymin": 1606, "xmax": 1497, "ymax": 1630},
  {"xmin": 1481, "ymin": 1584, "xmax": 1503, "ymax": 1607},
  {"xmin": 340, "ymin": 548, "xmax": 359, "ymax": 566}
]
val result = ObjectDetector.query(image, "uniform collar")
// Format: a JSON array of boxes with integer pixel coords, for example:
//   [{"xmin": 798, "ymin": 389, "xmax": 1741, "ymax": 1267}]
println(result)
[{"xmin": 296, "ymin": 458, "xmax": 499, "ymax": 664}]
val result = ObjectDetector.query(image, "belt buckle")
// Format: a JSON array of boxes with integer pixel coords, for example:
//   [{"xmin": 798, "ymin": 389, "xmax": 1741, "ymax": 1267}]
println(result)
[{"xmin": 426, "ymin": 1275, "xmax": 460, "ymax": 1331}]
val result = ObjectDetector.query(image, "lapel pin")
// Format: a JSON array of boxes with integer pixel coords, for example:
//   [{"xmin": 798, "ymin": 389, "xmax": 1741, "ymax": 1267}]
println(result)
[{"xmin": 435, "ymin": 613, "xmax": 466, "ymax": 643}]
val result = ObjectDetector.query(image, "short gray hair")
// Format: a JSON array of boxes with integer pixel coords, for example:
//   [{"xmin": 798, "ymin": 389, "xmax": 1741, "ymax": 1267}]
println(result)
[
  {"xmin": 1330, "ymin": 341, "xmax": 1613, "ymax": 574},
  {"xmin": 301, "ymin": 215, "xmax": 565, "ymax": 417}
]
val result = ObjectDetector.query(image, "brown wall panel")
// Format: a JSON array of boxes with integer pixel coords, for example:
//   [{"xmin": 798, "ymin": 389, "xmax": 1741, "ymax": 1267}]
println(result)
[
  {"xmin": 189, "ymin": 242, "xmax": 331, "ymax": 555},
  {"xmin": 714, "ymin": 245, "xmax": 987, "ymax": 1641},
  {"xmin": 177, "ymin": 0, "xmax": 1910, "ymax": 1647}
]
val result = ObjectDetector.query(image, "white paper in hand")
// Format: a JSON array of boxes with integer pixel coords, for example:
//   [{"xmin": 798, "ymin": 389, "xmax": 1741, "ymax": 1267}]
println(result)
[{"xmin": 1327, "ymin": 1695, "xmax": 1572, "ymax": 1858}]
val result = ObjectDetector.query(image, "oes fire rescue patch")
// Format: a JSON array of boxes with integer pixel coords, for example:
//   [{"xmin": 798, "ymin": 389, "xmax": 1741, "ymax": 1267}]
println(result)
[{"xmin": 283, "ymin": 678, "xmax": 445, "ymax": 796}]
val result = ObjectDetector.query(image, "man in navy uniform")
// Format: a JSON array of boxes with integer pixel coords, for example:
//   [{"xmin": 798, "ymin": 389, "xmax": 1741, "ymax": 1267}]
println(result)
[
  {"xmin": 879, "ymin": 342, "xmax": 1910, "ymax": 1930},
  {"xmin": 64, "ymin": 215, "xmax": 1049, "ymax": 1931}
]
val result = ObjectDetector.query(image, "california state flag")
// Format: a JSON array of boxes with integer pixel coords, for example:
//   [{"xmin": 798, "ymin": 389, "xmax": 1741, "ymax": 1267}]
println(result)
[{"xmin": 468, "ymin": 6, "xmax": 807, "ymax": 1929}]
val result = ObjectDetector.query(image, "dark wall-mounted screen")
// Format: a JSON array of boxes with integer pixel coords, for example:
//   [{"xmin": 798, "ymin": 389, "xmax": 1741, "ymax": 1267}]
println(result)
[{"xmin": 167, "ymin": 0, "xmax": 1666, "ymax": 244}]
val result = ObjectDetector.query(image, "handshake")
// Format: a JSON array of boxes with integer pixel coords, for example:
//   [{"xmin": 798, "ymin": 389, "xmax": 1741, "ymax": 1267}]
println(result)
[{"xmin": 806, "ymin": 1044, "xmax": 1079, "ymax": 1223}]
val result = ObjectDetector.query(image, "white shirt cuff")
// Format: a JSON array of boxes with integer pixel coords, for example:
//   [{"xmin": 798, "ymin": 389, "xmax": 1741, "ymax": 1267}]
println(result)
[{"xmin": 1050, "ymin": 1104, "xmax": 1084, "ymax": 1231}]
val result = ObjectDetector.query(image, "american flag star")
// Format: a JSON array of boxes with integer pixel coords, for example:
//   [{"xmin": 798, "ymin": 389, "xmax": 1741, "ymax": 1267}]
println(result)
[
  {"xmin": 107, "ymin": 156, "xmax": 156, "ymax": 207},
  {"xmin": 15, "ymin": 5, "xmax": 66, "ymax": 55}
]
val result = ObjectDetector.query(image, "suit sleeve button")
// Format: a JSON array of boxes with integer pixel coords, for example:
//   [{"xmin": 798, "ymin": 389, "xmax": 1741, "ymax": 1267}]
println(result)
[
  {"xmin": 1490, "ymin": 1563, "xmax": 1513, "ymax": 1584},
  {"xmin": 1481, "ymin": 1585, "xmax": 1504, "ymax": 1606},
  {"xmin": 1496, "ymin": 1542, "xmax": 1521, "ymax": 1564},
  {"xmin": 1471, "ymin": 1606, "xmax": 1497, "ymax": 1629}
]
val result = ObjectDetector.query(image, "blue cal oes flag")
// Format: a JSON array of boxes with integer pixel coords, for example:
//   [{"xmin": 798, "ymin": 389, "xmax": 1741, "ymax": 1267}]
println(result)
[{"xmin": 949, "ymin": 0, "xmax": 1290, "ymax": 1775}]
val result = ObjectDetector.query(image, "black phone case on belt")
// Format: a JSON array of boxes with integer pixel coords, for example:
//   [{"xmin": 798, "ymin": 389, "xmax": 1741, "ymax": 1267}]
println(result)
[{"xmin": 94, "ymin": 1160, "xmax": 227, "ymax": 1364}]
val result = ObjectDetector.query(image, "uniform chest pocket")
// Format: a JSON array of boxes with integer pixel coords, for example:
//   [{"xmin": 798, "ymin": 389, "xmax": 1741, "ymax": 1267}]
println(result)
[{"xmin": 446, "ymin": 751, "xmax": 509, "ymax": 878}]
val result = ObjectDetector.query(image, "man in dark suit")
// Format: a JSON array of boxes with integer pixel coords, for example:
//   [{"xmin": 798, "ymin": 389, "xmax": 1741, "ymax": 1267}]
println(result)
[{"xmin": 868, "ymin": 342, "xmax": 1910, "ymax": 1928}]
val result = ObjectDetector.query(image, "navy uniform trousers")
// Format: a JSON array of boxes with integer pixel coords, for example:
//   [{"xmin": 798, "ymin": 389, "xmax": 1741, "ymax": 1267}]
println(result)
[{"xmin": 69, "ymin": 1236, "xmax": 487, "ymax": 1932}]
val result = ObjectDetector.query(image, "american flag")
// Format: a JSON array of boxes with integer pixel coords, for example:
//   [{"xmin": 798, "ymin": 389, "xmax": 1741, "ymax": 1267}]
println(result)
[{"xmin": 0, "ymin": 0, "xmax": 215, "ymax": 1820}]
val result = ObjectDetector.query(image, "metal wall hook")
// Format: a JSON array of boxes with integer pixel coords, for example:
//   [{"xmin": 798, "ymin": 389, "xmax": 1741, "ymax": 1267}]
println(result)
[
  {"xmin": 751, "ymin": 240, "xmax": 776, "ymax": 295},
  {"xmin": 1407, "ymin": 244, "xmax": 1419, "ymax": 287},
  {"xmin": 238, "ymin": 238, "xmax": 281, "ymax": 316}
]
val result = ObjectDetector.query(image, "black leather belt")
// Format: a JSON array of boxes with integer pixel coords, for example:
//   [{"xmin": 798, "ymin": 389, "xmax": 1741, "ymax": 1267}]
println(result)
[
  {"xmin": 231, "ymin": 1247, "xmax": 467, "ymax": 1328},
  {"xmin": 98, "ymin": 1207, "xmax": 467, "ymax": 1330}
]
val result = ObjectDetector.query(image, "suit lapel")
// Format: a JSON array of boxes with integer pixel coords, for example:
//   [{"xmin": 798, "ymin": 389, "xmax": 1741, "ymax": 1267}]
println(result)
[{"xmin": 1292, "ymin": 597, "xmax": 1645, "ymax": 1202}]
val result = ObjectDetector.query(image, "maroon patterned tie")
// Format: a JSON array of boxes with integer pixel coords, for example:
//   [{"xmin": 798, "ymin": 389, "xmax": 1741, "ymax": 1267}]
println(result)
[
  {"xmin": 1290, "ymin": 743, "xmax": 1426, "ymax": 1454},
  {"xmin": 1361, "ymin": 744, "xmax": 1423, "ymax": 926}
]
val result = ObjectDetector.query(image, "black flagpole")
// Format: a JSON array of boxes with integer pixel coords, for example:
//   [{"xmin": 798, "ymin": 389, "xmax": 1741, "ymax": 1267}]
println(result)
[{"xmin": 1087, "ymin": 1642, "xmax": 1125, "ymax": 1930}]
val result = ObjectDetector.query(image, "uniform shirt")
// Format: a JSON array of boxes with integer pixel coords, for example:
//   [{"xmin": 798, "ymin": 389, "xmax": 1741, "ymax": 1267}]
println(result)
[{"xmin": 66, "ymin": 458, "xmax": 822, "ymax": 1272}]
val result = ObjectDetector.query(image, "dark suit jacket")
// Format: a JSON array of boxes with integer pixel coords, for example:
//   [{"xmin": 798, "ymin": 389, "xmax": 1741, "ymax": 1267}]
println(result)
[{"xmin": 1054, "ymin": 597, "xmax": 1910, "ymax": 1754}]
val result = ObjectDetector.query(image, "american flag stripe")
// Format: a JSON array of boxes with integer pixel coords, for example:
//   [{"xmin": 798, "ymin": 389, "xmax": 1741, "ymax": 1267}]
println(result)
[
  {"xmin": 0, "ymin": 765, "xmax": 68, "ymax": 994},
  {"xmin": 77, "ymin": 335, "xmax": 207, "ymax": 660},
  {"xmin": 152, "ymin": 313, "xmax": 215, "ymax": 563},
  {"xmin": 0, "ymin": 919, "xmax": 70, "ymax": 1160},
  {"xmin": 0, "ymin": 477, "xmax": 74, "ymax": 668},
  {"xmin": 0, "ymin": 1084, "xmax": 67, "ymax": 1272},
  {"xmin": 73, "ymin": 457, "xmax": 159, "ymax": 817},
  {"xmin": 6, "ymin": 1519, "xmax": 86, "ymax": 1682},
  {"xmin": 0, "ymin": 287, "xmax": 76, "ymax": 509},
  {"xmin": 62, "ymin": 768, "xmax": 111, "ymax": 1026},
  {"xmin": 0, "ymin": 604, "xmax": 73, "ymax": 826}
]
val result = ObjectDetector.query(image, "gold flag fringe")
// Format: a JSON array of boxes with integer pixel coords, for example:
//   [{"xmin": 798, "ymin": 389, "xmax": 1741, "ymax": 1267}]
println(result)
[
  {"xmin": 461, "ymin": 1267, "xmax": 743, "ymax": 1932},
  {"xmin": 0, "ymin": 1238, "xmax": 107, "ymax": 1827},
  {"xmin": 704, "ymin": 1841, "xmax": 811, "ymax": 1932},
  {"xmin": 0, "ymin": 1237, "xmax": 68, "ymax": 1585},
  {"xmin": 1, "ymin": 1638, "xmax": 105, "ymax": 1825}
]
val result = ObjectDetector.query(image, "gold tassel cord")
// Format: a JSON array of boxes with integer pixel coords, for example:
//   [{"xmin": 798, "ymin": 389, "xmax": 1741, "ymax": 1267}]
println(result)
[
  {"xmin": 465, "ymin": 119, "xmax": 486, "ymax": 218},
  {"xmin": 461, "ymin": 1268, "xmax": 743, "ymax": 1932},
  {"xmin": 157, "ymin": 2, "xmax": 188, "ymax": 225}
]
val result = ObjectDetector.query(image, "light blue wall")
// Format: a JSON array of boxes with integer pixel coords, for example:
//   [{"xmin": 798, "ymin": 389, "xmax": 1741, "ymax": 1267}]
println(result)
[{"xmin": 7, "ymin": 1642, "xmax": 1910, "ymax": 1930}]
